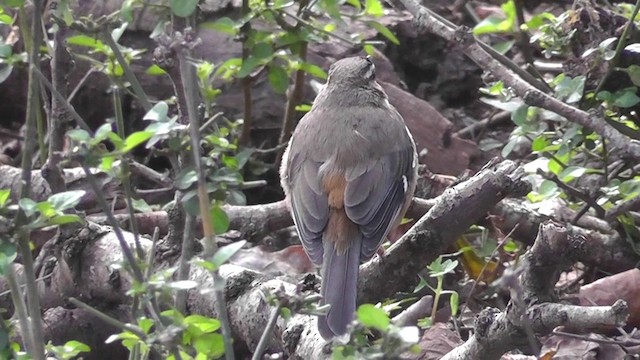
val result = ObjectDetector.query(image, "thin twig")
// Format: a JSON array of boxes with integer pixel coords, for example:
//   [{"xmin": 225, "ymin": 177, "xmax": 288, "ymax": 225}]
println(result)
[
  {"xmin": 80, "ymin": 163, "xmax": 145, "ymax": 282},
  {"xmin": 68, "ymin": 297, "xmax": 147, "ymax": 339},
  {"xmin": 113, "ymin": 87, "xmax": 145, "ymax": 259},
  {"xmin": 15, "ymin": 0, "xmax": 46, "ymax": 356},
  {"xmin": 176, "ymin": 37, "xmax": 235, "ymax": 360},
  {"xmin": 239, "ymin": 0, "xmax": 253, "ymax": 147},
  {"xmin": 32, "ymin": 66, "xmax": 91, "ymax": 132},
  {"xmin": 6, "ymin": 264, "xmax": 36, "ymax": 355},
  {"xmin": 251, "ymin": 303, "xmax": 282, "ymax": 360},
  {"xmin": 102, "ymin": 30, "xmax": 153, "ymax": 112}
]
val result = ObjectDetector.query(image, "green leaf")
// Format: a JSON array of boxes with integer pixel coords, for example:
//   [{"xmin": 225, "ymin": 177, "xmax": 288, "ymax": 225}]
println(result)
[
  {"xmin": 200, "ymin": 17, "xmax": 238, "ymax": 35},
  {"xmin": 297, "ymin": 62, "xmax": 328, "ymax": 79},
  {"xmin": 131, "ymin": 198, "xmax": 153, "ymax": 213},
  {"xmin": 0, "ymin": 44, "xmax": 12, "ymax": 58},
  {"xmin": 531, "ymin": 135, "xmax": 548, "ymax": 151},
  {"xmin": 252, "ymin": 42, "xmax": 273, "ymax": 60},
  {"xmin": 558, "ymin": 166, "xmax": 586, "ymax": 182},
  {"xmin": 171, "ymin": 0, "xmax": 198, "ymax": 17},
  {"xmin": 194, "ymin": 333, "xmax": 224, "ymax": 357},
  {"xmin": 0, "ymin": 242, "xmax": 17, "ymax": 276},
  {"xmin": 209, "ymin": 240, "xmax": 246, "ymax": 269},
  {"xmin": 357, "ymin": 304, "xmax": 389, "ymax": 331},
  {"xmin": 0, "ymin": 0, "xmax": 25, "ymax": 8},
  {"xmin": 146, "ymin": 64, "xmax": 167, "ymax": 76},
  {"xmin": 0, "ymin": 13, "xmax": 12, "ymax": 24},
  {"xmin": 237, "ymin": 56, "xmax": 262, "ymax": 78},
  {"xmin": 144, "ymin": 101, "xmax": 169, "ymax": 122},
  {"xmin": 363, "ymin": 44, "xmax": 376, "ymax": 56},
  {"xmin": 367, "ymin": 21, "xmax": 400, "ymax": 45},
  {"xmin": 48, "ymin": 214, "xmax": 83, "ymax": 226},
  {"xmin": 625, "ymin": 65, "xmax": 640, "ymax": 86},
  {"xmin": 268, "ymin": 65, "xmax": 289, "ymax": 94},
  {"xmin": 449, "ymin": 291, "xmax": 459, "ymax": 316},
  {"xmin": 511, "ymin": 104, "xmax": 529, "ymax": 126},
  {"xmin": 19, "ymin": 198, "xmax": 38, "ymax": 217},
  {"xmin": 66, "ymin": 35, "xmax": 105, "ymax": 50},
  {"xmin": 184, "ymin": 315, "xmax": 221, "ymax": 333},
  {"xmin": 365, "ymin": 0, "xmax": 384, "ymax": 17},
  {"xmin": 613, "ymin": 89, "xmax": 640, "ymax": 108},
  {"xmin": 0, "ymin": 189, "xmax": 10, "ymax": 207},
  {"xmin": 210, "ymin": 205, "xmax": 229, "ymax": 234},
  {"xmin": 111, "ymin": 22, "xmax": 129, "ymax": 43},
  {"xmin": 48, "ymin": 190, "xmax": 85, "ymax": 211},
  {"xmin": 67, "ymin": 129, "xmax": 91, "ymax": 143},
  {"xmin": 175, "ymin": 169, "xmax": 198, "ymax": 190},
  {"xmin": 122, "ymin": 131, "xmax": 152, "ymax": 153}
]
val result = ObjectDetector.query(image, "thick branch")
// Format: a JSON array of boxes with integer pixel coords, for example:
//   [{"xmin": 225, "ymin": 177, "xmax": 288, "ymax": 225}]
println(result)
[{"xmin": 359, "ymin": 160, "xmax": 530, "ymax": 303}]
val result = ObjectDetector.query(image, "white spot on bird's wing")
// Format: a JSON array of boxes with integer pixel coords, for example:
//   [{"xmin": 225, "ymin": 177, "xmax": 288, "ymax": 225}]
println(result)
[{"xmin": 402, "ymin": 175, "xmax": 408, "ymax": 192}]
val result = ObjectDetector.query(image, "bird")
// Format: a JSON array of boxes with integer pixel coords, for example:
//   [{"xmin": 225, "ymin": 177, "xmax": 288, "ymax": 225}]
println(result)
[{"xmin": 279, "ymin": 55, "xmax": 418, "ymax": 340}]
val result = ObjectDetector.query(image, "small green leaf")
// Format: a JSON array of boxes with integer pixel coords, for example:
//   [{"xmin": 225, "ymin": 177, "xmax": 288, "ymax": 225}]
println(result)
[
  {"xmin": 210, "ymin": 205, "xmax": 229, "ymax": 234},
  {"xmin": 237, "ymin": 56, "xmax": 262, "ymax": 78},
  {"xmin": 0, "ymin": 189, "xmax": 10, "ymax": 207},
  {"xmin": 48, "ymin": 214, "xmax": 83, "ymax": 226},
  {"xmin": 558, "ymin": 166, "xmax": 586, "ymax": 182},
  {"xmin": 122, "ymin": 131, "xmax": 152, "ymax": 153},
  {"xmin": 171, "ymin": 0, "xmax": 198, "ymax": 17},
  {"xmin": 531, "ymin": 135, "xmax": 548, "ymax": 151},
  {"xmin": 367, "ymin": 21, "xmax": 400, "ymax": 45},
  {"xmin": 48, "ymin": 190, "xmax": 85, "ymax": 211},
  {"xmin": 268, "ymin": 65, "xmax": 289, "ymax": 94},
  {"xmin": 194, "ymin": 333, "xmax": 224, "ymax": 357},
  {"xmin": 613, "ymin": 89, "xmax": 640, "ymax": 108},
  {"xmin": 357, "ymin": 304, "xmax": 389, "ymax": 331},
  {"xmin": 184, "ymin": 315, "xmax": 221, "ymax": 333},
  {"xmin": 0, "ymin": 0, "xmax": 25, "ymax": 8},
  {"xmin": 18, "ymin": 198, "xmax": 38, "ymax": 217},
  {"xmin": 0, "ymin": 242, "xmax": 17, "ymax": 276},
  {"xmin": 175, "ymin": 170, "xmax": 198, "ymax": 190},
  {"xmin": 67, "ymin": 129, "xmax": 91, "ymax": 143},
  {"xmin": 201, "ymin": 17, "xmax": 238, "ymax": 35},
  {"xmin": 209, "ymin": 240, "xmax": 246, "ymax": 269},
  {"xmin": 365, "ymin": 0, "xmax": 384, "ymax": 17},
  {"xmin": 625, "ymin": 65, "xmax": 640, "ymax": 86},
  {"xmin": 144, "ymin": 101, "xmax": 169, "ymax": 122},
  {"xmin": 146, "ymin": 64, "xmax": 167, "ymax": 76},
  {"xmin": 131, "ymin": 198, "xmax": 153, "ymax": 213},
  {"xmin": 297, "ymin": 62, "xmax": 328, "ymax": 79},
  {"xmin": 67, "ymin": 35, "xmax": 105, "ymax": 50},
  {"xmin": 449, "ymin": 291, "xmax": 459, "ymax": 316},
  {"xmin": 252, "ymin": 42, "xmax": 273, "ymax": 60},
  {"xmin": 511, "ymin": 104, "xmax": 529, "ymax": 126}
]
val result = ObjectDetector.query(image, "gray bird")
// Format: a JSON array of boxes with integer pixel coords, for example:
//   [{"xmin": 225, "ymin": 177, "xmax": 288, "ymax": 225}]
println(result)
[{"xmin": 280, "ymin": 55, "xmax": 418, "ymax": 339}]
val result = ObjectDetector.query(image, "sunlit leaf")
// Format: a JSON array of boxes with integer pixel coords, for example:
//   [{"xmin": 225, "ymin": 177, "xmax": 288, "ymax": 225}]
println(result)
[{"xmin": 357, "ymin": 304, "xmax": 389, "ymax": 331}]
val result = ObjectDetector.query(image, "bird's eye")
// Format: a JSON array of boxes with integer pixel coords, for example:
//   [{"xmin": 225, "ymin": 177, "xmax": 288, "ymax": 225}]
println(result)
[{"xmin": 363, "ymin": 61, "xmax": 376, "ymax": 80}]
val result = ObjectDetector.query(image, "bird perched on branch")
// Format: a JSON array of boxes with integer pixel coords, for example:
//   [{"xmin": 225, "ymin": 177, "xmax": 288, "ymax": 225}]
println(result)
[{"xmin": 280, "ymin": 55, "xmax": 418, "ymax": 340}]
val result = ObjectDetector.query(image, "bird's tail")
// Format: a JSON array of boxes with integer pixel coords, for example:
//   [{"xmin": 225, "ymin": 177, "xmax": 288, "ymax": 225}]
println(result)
[{"xmin": 317, "ymin": 234, "xmax": 362, "ymax": 340}]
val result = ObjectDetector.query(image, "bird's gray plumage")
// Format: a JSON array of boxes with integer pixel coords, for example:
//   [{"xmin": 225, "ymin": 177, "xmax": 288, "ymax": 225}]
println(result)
[{"xmin": 280, "ymin": 56, "xmax": 418, "ymax": 339}]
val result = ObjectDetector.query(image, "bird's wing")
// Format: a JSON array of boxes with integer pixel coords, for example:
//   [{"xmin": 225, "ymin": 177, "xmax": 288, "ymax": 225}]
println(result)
[
  {"xmin": 285, "ymin": 144, "xmax": 329, "ymax": 266},
  {"xmin": 344, "ymin": 133, "xmax": 416, "ymax": 261}
]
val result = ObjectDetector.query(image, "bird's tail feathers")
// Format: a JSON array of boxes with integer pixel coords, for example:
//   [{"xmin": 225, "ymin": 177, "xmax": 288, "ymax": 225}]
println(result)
[{"xmin": 318, "ymin": 234, "xmax": 362, "ymax": 340}]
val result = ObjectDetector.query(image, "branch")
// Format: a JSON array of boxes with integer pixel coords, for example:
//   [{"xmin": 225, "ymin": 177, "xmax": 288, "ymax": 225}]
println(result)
[
  {"xmin": 441, "ymin": 222, "xmax": 629, "ymax": 360},
  {"xmin": 359, "ymin": 159, "xmax": 531, "ymax": 303},
  {"xmin": 393, "ymin": 0, "xmax": 640, "ymax": 159}
]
